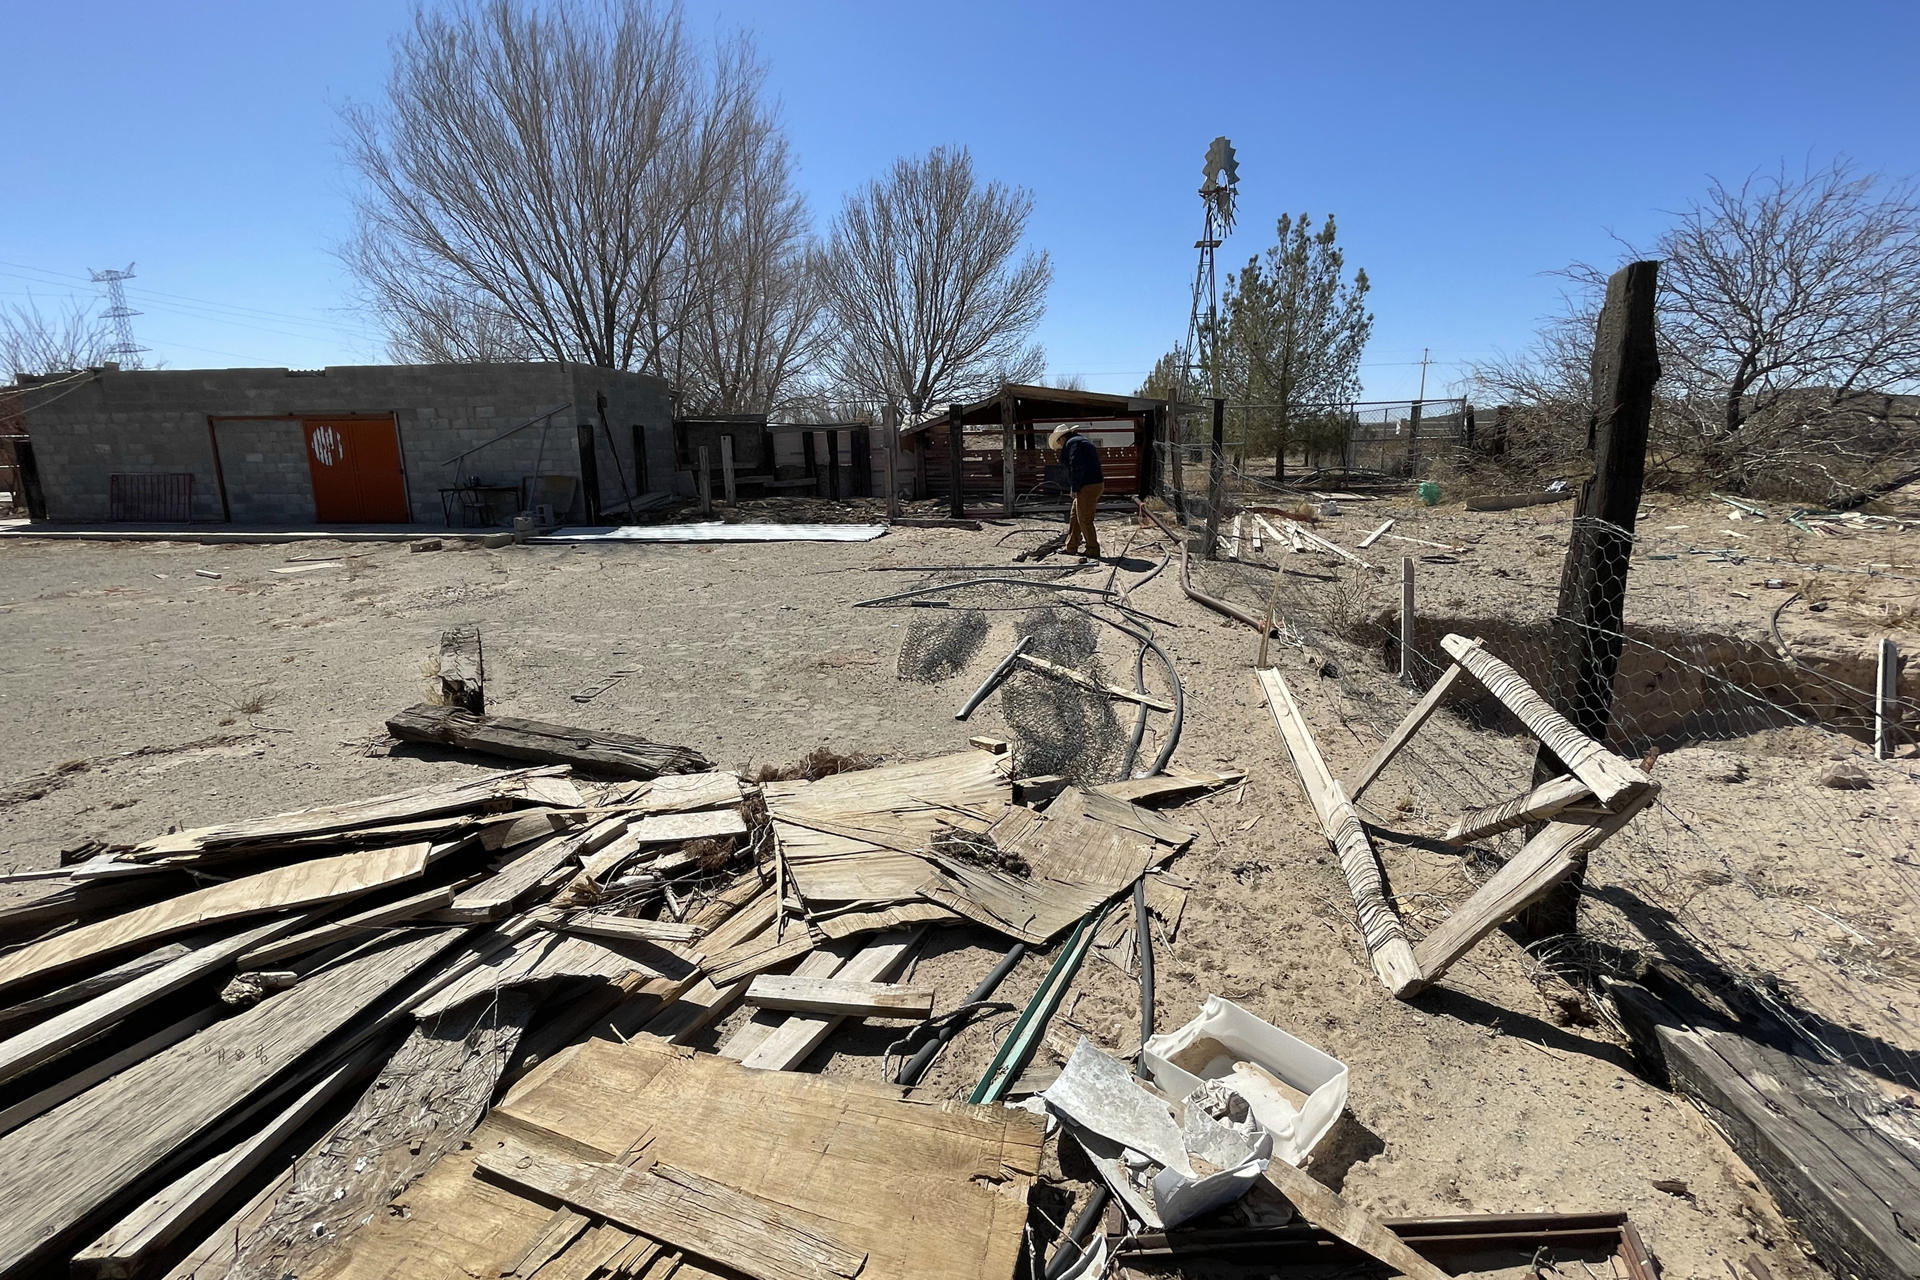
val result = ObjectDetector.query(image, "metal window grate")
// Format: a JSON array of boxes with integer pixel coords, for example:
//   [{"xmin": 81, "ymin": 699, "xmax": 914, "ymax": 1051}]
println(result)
[{"xmin": 108, "ymin": 472, "xmax": 194, "ymax": 522}]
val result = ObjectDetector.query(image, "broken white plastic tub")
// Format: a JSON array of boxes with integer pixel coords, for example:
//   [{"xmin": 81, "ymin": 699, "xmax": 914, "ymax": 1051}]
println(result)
[{"xmin": 1141, "ymin": 995, "xmax": 1349, "ymax": 1165}]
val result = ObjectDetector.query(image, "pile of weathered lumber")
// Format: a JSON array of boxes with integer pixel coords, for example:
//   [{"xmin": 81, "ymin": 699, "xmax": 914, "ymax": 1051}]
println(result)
[{"xmin": 0, "ymin": 710, "xmax": 1249, "ymax": 1280}]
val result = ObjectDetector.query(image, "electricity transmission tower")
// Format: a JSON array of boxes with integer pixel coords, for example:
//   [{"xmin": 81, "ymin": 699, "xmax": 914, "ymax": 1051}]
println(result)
[{"xmin": 89, "ymin": 263, "xmax": 146, "ymax": 368}]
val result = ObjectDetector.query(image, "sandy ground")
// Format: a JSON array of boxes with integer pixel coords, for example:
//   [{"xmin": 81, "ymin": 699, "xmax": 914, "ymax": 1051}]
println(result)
[{"xmin": 0, "ymin": 502, "xmax": 1898, "ymax": 1280}]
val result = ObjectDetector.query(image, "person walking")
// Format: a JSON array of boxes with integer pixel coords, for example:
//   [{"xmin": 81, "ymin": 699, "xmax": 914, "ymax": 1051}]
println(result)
[{"xmin": 1050, "ymin": 425, "xmax": 1104, "ymax": 559}]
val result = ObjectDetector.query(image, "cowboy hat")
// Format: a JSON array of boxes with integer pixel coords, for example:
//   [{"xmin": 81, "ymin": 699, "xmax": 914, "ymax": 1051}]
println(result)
[{"xmin": 1048, "ymin": 425, "xmax": 1072, "ymax": 450}]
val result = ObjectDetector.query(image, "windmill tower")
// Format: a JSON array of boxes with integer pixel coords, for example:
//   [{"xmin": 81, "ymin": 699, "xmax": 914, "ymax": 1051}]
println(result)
[
  {"xmin": 89, "ymin": 263, "xmax": 146, "ymax": 368},
  {"xmin": 1179, "ymin": 138, "xmax": 1239, "ymax": 406}
]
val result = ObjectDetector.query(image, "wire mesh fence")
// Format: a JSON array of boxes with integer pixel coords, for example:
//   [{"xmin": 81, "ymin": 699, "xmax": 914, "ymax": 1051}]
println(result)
[{"xmin": 1161, "ymin": 444, "xmax": 1920, "ymax": 1096}]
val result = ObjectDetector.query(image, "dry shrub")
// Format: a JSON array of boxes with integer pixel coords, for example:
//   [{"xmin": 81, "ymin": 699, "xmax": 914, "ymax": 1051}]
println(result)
[
  {"xmin": 746, "ymin": 746, "xmax": 881, "ymax": 784},
  {"xmin": 682, "ymin": 836, "xmax": 738, "ymax": 873}
]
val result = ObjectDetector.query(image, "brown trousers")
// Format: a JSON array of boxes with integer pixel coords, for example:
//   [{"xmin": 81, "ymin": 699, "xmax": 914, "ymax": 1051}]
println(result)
[{"xmin": 1063, "ymin": 482, "xmax": 1104, "ymax": 556}]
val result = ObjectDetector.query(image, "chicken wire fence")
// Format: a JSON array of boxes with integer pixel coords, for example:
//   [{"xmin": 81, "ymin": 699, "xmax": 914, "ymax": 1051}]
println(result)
[{"xmin": 1169, "ymin": 448, "xmax": 1920, "ymax": 1095}]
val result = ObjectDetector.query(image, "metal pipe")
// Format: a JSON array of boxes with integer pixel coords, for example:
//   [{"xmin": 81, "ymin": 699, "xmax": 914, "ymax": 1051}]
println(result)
[
  {"xmin": 440, "ymin": 403, "xmax": 572, "ymax": 470},
  {"xmin": 1134, "ymin": 875, "xmax": 1154, "ymax": 1063},
  {"xmin": 955, "ymin": 636, "xmax": 1033, "ymax": 721},
  {"xmin": 1041, "ymin": 1184, "xmax": 1113, "ymax": 1280},
  {"xmin": 970, "ymin": 903, "xmax": 1109, "ymax": 1104},
  {"xmin": 894, "ymin": 942, "xmax": 1026, "ymax": 1086},
  {"xmin": 866, "ymin": 563, "xmax": 1096, "ymax": 573},
  {"xmin": 854, "ymin": 578, "xmax": 1116, "ymax": 608}
]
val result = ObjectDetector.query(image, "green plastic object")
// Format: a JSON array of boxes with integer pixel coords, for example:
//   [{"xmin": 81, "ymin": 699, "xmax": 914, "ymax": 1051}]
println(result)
[{"xmin": 1418, "ymin": 481, "xmax": 1441, "ymax": 506}]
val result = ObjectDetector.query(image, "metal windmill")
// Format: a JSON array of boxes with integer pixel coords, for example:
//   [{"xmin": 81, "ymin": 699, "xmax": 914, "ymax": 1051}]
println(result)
[{"xmin": 1179, "ymin": 137, "xmax": 1239, "ymax": 406}]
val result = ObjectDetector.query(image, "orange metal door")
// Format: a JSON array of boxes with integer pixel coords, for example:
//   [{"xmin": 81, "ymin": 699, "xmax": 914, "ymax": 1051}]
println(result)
[{"xmin": 302, "ymin": 417, "xmax": 410, "ymax": 523}]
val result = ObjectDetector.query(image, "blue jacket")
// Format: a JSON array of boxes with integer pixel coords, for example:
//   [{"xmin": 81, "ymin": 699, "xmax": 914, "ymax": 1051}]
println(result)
[{"xmin": 1060, "ymin": 432, "xmax": 1104, "ymax": 489}]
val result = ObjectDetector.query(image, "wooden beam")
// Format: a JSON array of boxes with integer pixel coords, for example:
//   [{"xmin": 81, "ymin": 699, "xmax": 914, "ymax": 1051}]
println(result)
[
  {"xmin": 1464, "ymin": 490, "xmax": 1576, "ymax": 511},
  {"xmin": 0, "ymin": 1008, "xmax": 218, "ymax": 1140},
  {"xmin": 1344, "ymin": 664, "xmax": 1462, "ymax": 804},
  {"xmin": 1439, "ymin": 634, "xmax": 1650, "ymax": 808},
  {"xmin": 541, "ymin": 911, "xmax": 702, "ymax": 946},
  {"xmin": 71, "ymin": 1046, "xmax": 379, "ymax": 1279},
  {"xmin": 1255, "ymin": 670, "xmax": 1421, "ymax": 998},
  {"xmin": 705, "ymin": 929, "xmax": 822, "ymax": 988},
  {"xmin": 1260, "ymin": 1157, "xmax": 1451, "ymax": 1280},
  {"xmin": 475, "ymin": 1138, "xmax": 865, "ymax": 1280},
  {"xmin": 1444, "ymin": 775, "xmax": 1595, "ymax": 845},
  {"xmin": 237, "ymin": 883, "xmax": 460, "ymax": 969},
  {"xmin": 744, "ymin": 976, "xmax": 935, "ymax": 1020},
  {"xmin": 438, "ymin": 625, "xmax": 485, "ymax": 713},
  {"xmin": 1015, "ymin": 653, "xmax": 1174, "ymax": 711},
  {"xmin": 1358, "ymin": 519, "xmax": 1394, "ymax": 549},
  {"xmin": 0, "ymin": 929, "xmax": 463, "ymax": 1275},
  {"xmin": 739, "ymin": 929, "xmax": 923, "ymax": 1072},
  {"xmin": 385, "ymin": 703, "xmax": 711, "ymax": 779},
  {"xmin": 720, "ymin": 435, "xmax": 737, "ymax": 505},
  {"xmin": 1412, "ymin": 789, "xmax": 1654, "ymax": 984},
  {"xmin": 0, "ymin": 841, "xmax": 427, "ymax": 1001}
]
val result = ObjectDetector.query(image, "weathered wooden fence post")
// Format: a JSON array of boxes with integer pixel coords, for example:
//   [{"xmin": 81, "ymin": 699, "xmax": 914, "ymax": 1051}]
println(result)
[
  {"xmin": 696, "ymin": 445, "xmax": 713, "ymax": 516},
  {"xmin": 1877, "ymin": 638, "xmax": 1901, "ymax": 760},
  {"xmin": 1205, "ymin": 398, "xmax": 1226, "ymax": 560},
  {"xmin": 1000, "ymin": 388, "xmax": 1017, "ymax": 517},
  {"xmin": 947, "ymin": 404, "xmax": 966, "ymax": 520},
  {"xmin": 1522, "ymin": 258, "xmax": 1661, "ymax": 939},
  {"xmin": 883, "ymin": 404, "xmax": 901, "ymax": 521},
  {"xmin": 1400, "ymin": 557, "xmax": 1416, "ymax": 683},
  {"xmin": 719, "ymin": 435, "xmax": 737, "ymax": 506}
]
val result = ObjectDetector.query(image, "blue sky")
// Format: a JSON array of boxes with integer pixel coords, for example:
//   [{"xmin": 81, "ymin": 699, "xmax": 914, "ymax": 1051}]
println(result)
[{"xmin": 4, "ymin": 0, "xmax": 1916, "ymax": 401}]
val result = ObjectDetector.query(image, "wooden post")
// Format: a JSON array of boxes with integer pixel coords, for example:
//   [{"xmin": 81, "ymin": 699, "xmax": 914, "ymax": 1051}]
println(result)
[
  {"xmin": 1169, "ymin": 407, "xmax": 1186, "ymax": 521},
  {"xmin": 849, "ymin": 425, "xmax": 871, "ymax": 497},
  {"xmin": 718, "ymin": 436, "xmax": 736, "ymax": 506},
  {"xmin": 825, "ymin": 429, "xmax": 840, "ymax": 501},
  {"xmin": 1000, "ymin": 387, "xmax": 1017, "ymax": 516},
  {"xmin": 437, "ymin": 626, "xmax": 485, "ymax": 714},
  {"xmin": 801, "ymin": 430, "xmax": 817, "ymax": 494},
  {"xmin": 882, "ymin": 405, "xmax": 901, "ymax": 519},
  {"xmin": 695, "ymin": 445, "xmax": 712, "ymax": 516},
  {"xmin": 1400, "ymin": 557, "xmax": 1415, "ymax": 683},
  {"xmin": 1524, "ymin": 259, "xmax": 1661, "ymax": 937},
  {"xmin": 1205, "ymin": 397, "xmax": 1225, "ymax": 560},
  {"xmin": 576, "ymin": 423, "xmax": 602, "ymax": 524},
  {"xmin": 1404, "ymin": 400, "xmax": 1423, "ymax": 478},
  {"xmin": 1877, "ymin": 638, "xmax": 1900, "ymax": 759},
  {"xmin": 947, "ymin": 404, "xmax": 966, "ymax": 520}
]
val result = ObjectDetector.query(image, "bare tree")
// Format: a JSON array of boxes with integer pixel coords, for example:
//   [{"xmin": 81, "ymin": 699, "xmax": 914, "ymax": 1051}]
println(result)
[
  {"xmin": 668, "ymin": 109, "xmax": 822, "ymax": 414},
  {"xmin": 1, "ymin": 298, "xmax": 114, "ymax": 382},
  {"xmin": 816, "ymin": 146, "xmax": 1051, "ymax": 419},
  {"xmin": 342, "ymin": 0, "xmax": 775, "ymax": 376},
  {"xmin": 1483, "ymin": 161, "xmax": 1920, "ymax": 496}
]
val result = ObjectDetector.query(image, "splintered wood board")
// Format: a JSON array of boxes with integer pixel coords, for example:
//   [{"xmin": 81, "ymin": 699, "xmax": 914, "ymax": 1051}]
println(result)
[
  {"xmin": 0, "ymin": 930, "xmax": 462, "ymax": 1275},
  {"xmin": 744, "ymin": 976, "xmax": 934, "ymax": 1020},
  {"xmin": 320, "ymin": 1036, "xmax": 1041, "ymax": 1280},
  {"xmin": 0, "ymin": 843, "xmax": 430, "ymax": 997},
  {"xmin": 635, "ymin": 772, "xmax": 744, "ymax": 814},
  {"xmin": 127, "ymin": 767, "xmax": 578, "ymax": 861}
]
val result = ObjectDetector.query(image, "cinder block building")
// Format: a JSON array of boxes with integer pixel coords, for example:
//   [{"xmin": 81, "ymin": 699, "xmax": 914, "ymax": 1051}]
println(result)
[{"xmin": 15, "ymin": 362, "xmax": 674, "ymax": 526}]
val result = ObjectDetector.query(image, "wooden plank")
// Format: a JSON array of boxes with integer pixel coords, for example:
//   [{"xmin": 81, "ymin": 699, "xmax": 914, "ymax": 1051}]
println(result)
[
  {"xmin": 1439, "ymin": 634, "xmax": 1650, "ymax": 807},
  {"xmin": 1345, "ymin": 664, "xmax": 1463, "ymax": 803},
  {"xmin": 705, "ymin": 929, "xmax": 821, "ymax": 987},
  {"xmin": 505, "ymin": 1208, "xmax": 592, "ymax": 1278},
  {"xmin": 475, "ymin": 1138, "xmax": 865, "ymax": 1280},
  {"xmin": 541, "ymin": 911, "xmax": 701, "ymax": 946},
  {"xmin": 0, "ymin": 939, "xmax": 194, "ymax": 1035},
  {"xmin": 71, "ymin": 1045, "xmax": 379, "ymax": 1279},
  {"xmin": 738, "ymin": 930, "xmax": 923, "ymax": 1072},
  {"xmin": 125, "ymin": 766, "xmax": 576, "ymax": 862},
  {"xmin": 1259, "ymin": 1157, "xmax": 1451, "ymax": 1280},
  {"xmin": 718, "ymin": 943, "xmax": 854, "ymax": 1062},
  {"xmin": 537, "ymin": 1221, "xmax": 636, "ymax": 1280},
  {"xmin": 1465, "ymin": 489, "xmax": 1576, "ymax": 511},
  {"xmin": 1284, "ymin": 519, "xmax": 1381, "ymax": 573},
  {"xmin": 1444, "ymin": 775, "xmax": 1595, "ymax": 844},
  {"xmin": 1413, "ymin": 790, "xmax": 1654, "ymax": 984},
  {"xmin": 438, "ymin": 625, "xmax": 485, "ymax": 714},
  {"xmin": 1094, "ymin": 768, "xmax": 1245, "ymax": 806},
  {"xmin": 214, "ymin": 994, "xmax": 535, "ymax": 1280},
  {"xmin": 432, "ymin": 819, "xmax": 623, "ymax": 923},
  {"xmin": 0, "ymin": 929, "xmax": 462, "ymax": 1276},
  {"xmin": 1014, "ymin": 653, "xmax": 1175, "ymax": 711},
  {"xmin": 1256, "ymin": 669, "xmax": 1421, "ymax": 997},
  {"xmin": 0, "ymin": 1008, "xmax": 219, "ymax": 1140},
  {"xmin": 636, "ymin": 771, "xmax": 743, "ymax": 814},
  {"xmin": 1610, "ymin": 983, "xmax": 1920, "ymax": 1280},
  {"xmin": 744, "ymin": 976, "xmax": 935, "ymax": 1019},
  {"xmin": 1357, "ymin": 518, "xmax": 1394, "ymax": 549},
  {"xmin": 237, "ymin": 882, "xmax": 460, "ymax": 969},
  {"xmin": 386, "ymin": 704, "xmax": 710, "ymax": 779},
  {"xmin": 0, "ymin": 914, "xmax": 313, "ymax": 1087},
  {"xmin": 625, "ymin": 807, "xmax": 747, "ymax": 845},
  {"xmin": 0, "ymin": 842, "xmax": 428, "ymax": 998}
]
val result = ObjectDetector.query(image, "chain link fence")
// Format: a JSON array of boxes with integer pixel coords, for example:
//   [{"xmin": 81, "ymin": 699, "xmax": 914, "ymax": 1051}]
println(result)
[{"xmin": 1159, "ymin": 441, "xmax": 1920, "ymax": 1099}]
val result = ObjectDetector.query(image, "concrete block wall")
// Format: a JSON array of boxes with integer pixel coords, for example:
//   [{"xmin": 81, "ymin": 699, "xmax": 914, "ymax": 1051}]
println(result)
[
  {"xmin": 213, "ymin": 419, "xmax": 316, "ymax": 523},
  {"xmin": 24, "ymin": 362, "xmax": 675, "ymax": 526}
]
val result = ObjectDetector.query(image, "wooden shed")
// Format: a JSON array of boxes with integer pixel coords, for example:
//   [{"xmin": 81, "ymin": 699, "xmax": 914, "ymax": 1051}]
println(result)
[{"xmin": 900, "ymin": 385, "xmax": 1168, "ymax": 514}]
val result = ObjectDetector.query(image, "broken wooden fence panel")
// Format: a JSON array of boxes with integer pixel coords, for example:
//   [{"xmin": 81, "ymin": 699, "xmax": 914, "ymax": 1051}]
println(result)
[
  {"xmin": 1444, "ymin": 774, "xmax": 1596, "ymax": 845},
  {"xmin": 1343, "ymin": 665, "xmax": 1462, "ymax": 804}
]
